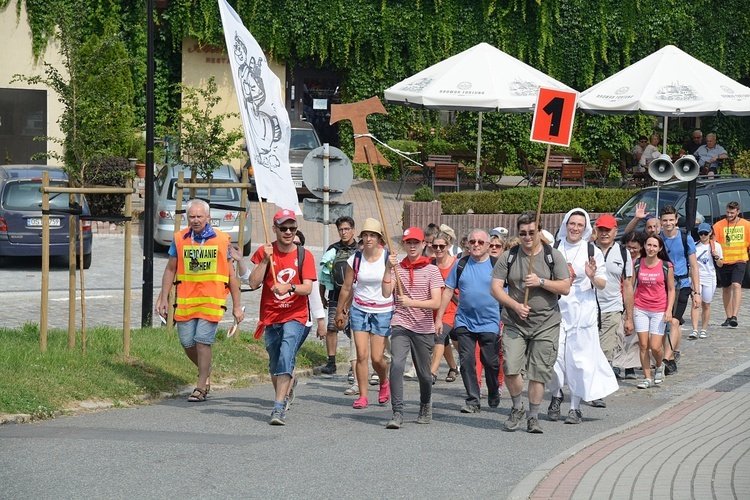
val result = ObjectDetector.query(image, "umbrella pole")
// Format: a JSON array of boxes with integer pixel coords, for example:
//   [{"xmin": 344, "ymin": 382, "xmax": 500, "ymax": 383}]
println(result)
[
  {"xmin": 475, "ymin": 112, "xmax": 483, "ymax": 191},
  {"xmin": 663, "ymin": 116, "xmax": 668, "ymax": 153},
  {"xmin": 524, "ymin": 144, "xmax": 552, "ymax": 306}
]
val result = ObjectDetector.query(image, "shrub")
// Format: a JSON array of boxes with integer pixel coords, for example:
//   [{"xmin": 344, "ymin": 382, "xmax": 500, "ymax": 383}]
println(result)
[
  {"xmin": 413, "ymin": 185, "xmax": 436, "ymax": 202},
  {"xmin": 439, "ymin": 187, "xmax": 636, "ymax": 214},
  {"xmin": 733, "ymin": 150, "xmax": 750, "ymax": 177},
  {"xmin": 86, "ymin": 156, "xmax": 134, "ymax": 216}
]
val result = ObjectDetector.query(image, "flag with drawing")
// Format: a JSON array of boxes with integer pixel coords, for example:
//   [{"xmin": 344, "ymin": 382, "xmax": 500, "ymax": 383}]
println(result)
[{"xmin": 218, "ymin": 0, "xmax": 301, "ymax": 214}]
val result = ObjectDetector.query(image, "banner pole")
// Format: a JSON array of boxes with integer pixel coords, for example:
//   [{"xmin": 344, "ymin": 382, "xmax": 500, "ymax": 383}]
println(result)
[{"xmin": 524, "ymin": 143, "xmax": 552, "ymax": 306}]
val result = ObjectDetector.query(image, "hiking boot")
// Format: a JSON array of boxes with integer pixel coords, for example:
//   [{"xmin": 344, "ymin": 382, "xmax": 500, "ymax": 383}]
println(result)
[
  {"xmin": 527, "ymin": 417, "xmax": 543, "ymax": 434},
  {"xmin": 689, "ymin": 330, "xmax": 699, "ymax": 340},
  {"xmin": 699, "ymin": 330, "xmax": 707, "ymax": 339},
  {"xmin": 417, "ymin": 403, "xmax": 432, "ymax": 424},
  {"xmin": 460, "ymin": 404, "xmax": 481, "ymax": 413},
  {"xmin": 729, "ymin": 316, "xmax": 739, "ymax": 328},
  {"xmin": 590, "ymin": 399, "xmax": 607, "ymax": 408},
  {"xmin": 654, "ymin": 365, "xmax": 664, "ymax": 385},
  {"xmin": 548, "ymin": 395, "xmax": 563, "ymax": 421},
  {"xmin": 347, "ymin": 367, "xmax": 355, "ymax": 384},
  {"xmin": 488, "ymin": 394, "xmax": 500, "ymax": 408},
  {"xmin": 564, "ymin": 409, "xmax": 583, "ymax": 424},
  {"xmin": 721, "ymin": 317, "xmax": 732, "ymax": 327},
  {"xmin": 369, "ymin": 373, "xmax": 379, "ymax": 386},
  {"xmin": 386, "ymin": 412, "xmax": 403, "ymax": 429},
  {"xmin": 269, "ymin": 408, "xmax": 285, "ymax": 426},
  {"xmin": 504, "ymin": 403, "xmax": 525, "ymax": 431},
  {"xmin": 320, "ymin": 361, "xmax": 337, "ymax": 375},
  {"xmin": 624, "ymin": 368, "xmax": 637, "ymax": 379}
]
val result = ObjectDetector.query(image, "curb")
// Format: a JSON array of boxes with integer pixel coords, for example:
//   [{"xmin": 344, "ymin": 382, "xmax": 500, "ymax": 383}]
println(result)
[{"xmin": 507, "ymin": 358, "xmax": 750, "ymax": 500}]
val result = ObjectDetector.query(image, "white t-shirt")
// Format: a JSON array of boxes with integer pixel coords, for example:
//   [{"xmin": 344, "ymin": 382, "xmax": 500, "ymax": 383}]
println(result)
[
  {"xmin": 347, "ymin": 249, "xmax": 394, "ymax": 314},
  {"xmin": 597, "ymin": 242, "xmax": 634, "ymax": 313},
  {"xmin": 695, "ymin": 241, "xmax": 722, "ymax": 285}
]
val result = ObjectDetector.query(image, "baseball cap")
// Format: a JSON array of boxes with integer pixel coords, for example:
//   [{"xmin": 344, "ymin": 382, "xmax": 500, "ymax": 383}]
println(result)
[
  {"xmin": 595, "ymin": 214, "xmax": 617, "ymax": 229},
  {"xmin": 644, "ymin": 214, "xmax": 656, "ymax": 221},
  {"xmin": 697, "ymin": 222, "xmax": 712, "ymax": 234},
  {"xmin": 489, "ymin": 226, "xmax": 508, "ymax": 237},
  {"xmin": 402, "ymin": 227, "xmax": 425, "ymax": 242},
  {"xmin": 273, "ymin": 209, "xmax": 296, "ymax": 225}
]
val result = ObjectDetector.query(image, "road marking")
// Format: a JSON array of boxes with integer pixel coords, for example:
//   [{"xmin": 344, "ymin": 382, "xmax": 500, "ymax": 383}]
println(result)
[{"xmin": 51, "ymin": 295, "xmax": 114, "ymax": 301}]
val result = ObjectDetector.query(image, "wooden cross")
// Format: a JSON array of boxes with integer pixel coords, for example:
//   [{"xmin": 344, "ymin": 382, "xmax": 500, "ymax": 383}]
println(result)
[{"xmin": 330, "ymin": 96, "xmax": 391, "ymax": 167}]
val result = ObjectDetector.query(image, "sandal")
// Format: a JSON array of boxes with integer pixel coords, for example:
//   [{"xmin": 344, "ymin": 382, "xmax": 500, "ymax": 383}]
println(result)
[
  {"xmin": 187, "ymin": 387, "xmax": 207, "ymax": 402},
  {"xmin": 446, "ymin": 367, "xmax": 458, "ymax": 383}
]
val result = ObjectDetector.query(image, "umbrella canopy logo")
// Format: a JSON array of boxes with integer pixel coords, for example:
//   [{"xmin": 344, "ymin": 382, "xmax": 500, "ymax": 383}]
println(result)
[
  {"xmin": 656, "ymin": 82, "xmax": 699, "ymax": 101},
  {"xmin": 509, "ymin": 79, "xmax": 539, "ymax": 96}
]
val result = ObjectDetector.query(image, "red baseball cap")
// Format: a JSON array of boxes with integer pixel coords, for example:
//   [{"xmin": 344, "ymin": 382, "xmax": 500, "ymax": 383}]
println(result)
[
  {"xmin": 595, "ymin": 214, "xmax": 617, "ymax": 229},
  {"xmin": 402, "ymin": 227, "xmax": 425, "ymax": 242},
  {"xmin": 273, "ymin": 209, "xmax": 297, "ymax": 225}
]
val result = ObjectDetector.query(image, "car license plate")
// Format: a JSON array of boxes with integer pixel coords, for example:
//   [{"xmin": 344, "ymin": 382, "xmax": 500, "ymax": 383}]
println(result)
[
  {"xmin": 27, "ymin": 218, "xmax": 61, "ymax": 227},
  {"xmin": 293, "ymin": 180, "xmax": 303, "ymax": 188}
]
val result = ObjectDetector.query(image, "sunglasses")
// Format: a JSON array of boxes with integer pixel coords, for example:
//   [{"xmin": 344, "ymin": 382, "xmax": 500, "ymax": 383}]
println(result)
[
  {"xmin": 518, "ymin": 230, "xmax": 536, "ymax": 237},
  {"xmin": 277, "ymin": 226, "xmax": 297, "ymax": 233},
  {"xmin": 698, "ymin": 232, "xmax": 710, "ymax": 236},
  {"xmin": 489, "ymin": 243, "xmax": 502, "ymax": 249},
  {"xmin": 338, "ymin": 226, "xmax": 353, "ymax": 232},
  {"xmin": 468, "ymin": 239, "xmax": 486, "ymax": 246},
  {"xmin": 431, "ymin": 244, "xmax": 447, "ymax": 250}
]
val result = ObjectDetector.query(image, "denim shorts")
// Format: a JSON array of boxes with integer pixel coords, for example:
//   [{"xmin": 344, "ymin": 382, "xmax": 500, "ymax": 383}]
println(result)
[
  {"xmin": 264, "ymin": 320, "xmax": 306, "ymax": 376},
  {"xmin": 176, "ymin": 318, "xmax": 219, "ymax": 348},
  {"xmin": 349, "ymin": 306, "xmax": 393, "ymax": 337}
]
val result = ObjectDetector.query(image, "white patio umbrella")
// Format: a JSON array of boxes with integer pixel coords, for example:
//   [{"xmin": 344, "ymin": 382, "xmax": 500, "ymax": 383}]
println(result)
[{"xmin": 384, "ymin": 42, "xmax": 576, "ymax": 190}]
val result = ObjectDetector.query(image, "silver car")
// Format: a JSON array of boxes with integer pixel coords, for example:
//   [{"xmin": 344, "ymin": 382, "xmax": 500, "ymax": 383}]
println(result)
[
  {"xmin": 289, "ymin": 120, "xmax": 322, "ymax": 192},
  {"xmin": 153, "ymin": 164, "xmax": 252, "ymax": 255}
]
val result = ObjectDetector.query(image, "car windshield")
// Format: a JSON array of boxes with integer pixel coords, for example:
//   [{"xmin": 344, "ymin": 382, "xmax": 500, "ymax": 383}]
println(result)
[
  {"xmin": 167, "ymin": 180, "xmax": 240, "ymax": 203},
  {"xmin": 290, "ymin": 129, "xmax": 319, "ymax": 150},
  {"xmin": 2, "ymin": 181, "xmax": 72, "ymax": 210},
  {"xmin": 615, "ymin": 190, "xmax": 682, "ymax": 219}
]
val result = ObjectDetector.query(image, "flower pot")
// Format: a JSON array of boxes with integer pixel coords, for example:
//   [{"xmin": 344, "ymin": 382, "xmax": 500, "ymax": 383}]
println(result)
[{"xmin": 135, "ymin": 163, "xmax": 146, "ymax": 179}]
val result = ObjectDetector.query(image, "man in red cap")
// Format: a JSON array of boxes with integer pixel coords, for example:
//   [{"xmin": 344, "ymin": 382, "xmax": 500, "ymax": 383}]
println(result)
[
  {"xmin": 248, "ymin": 209, "xmax": 317, "ymax": 425},
  {"xmin": 593, "ymin": 214, "xmax": 635, "ymax": 406},
  {"xmin": 381, "ymin": 227, "xmax": 444, "ymax": 429}
]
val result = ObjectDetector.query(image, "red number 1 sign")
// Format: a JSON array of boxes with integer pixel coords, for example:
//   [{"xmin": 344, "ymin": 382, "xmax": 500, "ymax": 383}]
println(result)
[{"xmin": 530, "ymin": 88, "xmax": 578, "ymax": 147}]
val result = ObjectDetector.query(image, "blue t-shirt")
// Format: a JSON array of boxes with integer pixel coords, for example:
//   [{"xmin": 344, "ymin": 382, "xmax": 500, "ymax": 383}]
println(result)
[
  {"xmin": 661, "ymin": 231, "xmax": 695, "ymax": 289},
  {"xmin": 446, "ymin": 257, "xmax": 500, "ymax": 334}
]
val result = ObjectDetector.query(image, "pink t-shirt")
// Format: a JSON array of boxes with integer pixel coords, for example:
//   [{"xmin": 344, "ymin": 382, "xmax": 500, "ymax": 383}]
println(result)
[{"xmin": 634, "ymin": 259, "xmax": 672, "ymax": 313}]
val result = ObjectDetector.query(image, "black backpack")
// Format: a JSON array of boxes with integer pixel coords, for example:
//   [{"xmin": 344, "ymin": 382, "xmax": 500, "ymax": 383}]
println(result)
[{"xmin": 330, "ymin": 241, "xmax": 358, "ymax": 289}]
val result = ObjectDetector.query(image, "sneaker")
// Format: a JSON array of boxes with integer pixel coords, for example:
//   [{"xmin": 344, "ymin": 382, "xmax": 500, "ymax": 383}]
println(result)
[
  {"xmin": 721, "ymin": 317, "xmax": 732, "ymax": 327},
  {"xmin": 699, "ymin": 330, "xmax": 707, "ymax": 339},
  {"xmin": 613, "ymin": 367, "xmax": 623, "ymax": 379},
  {"xmin": 460, "ymin": 404, "xmax": 481, "ymax": 413},
  {"xmin": 637, "ymin": 378, "xmax": 653, "ymax": 389},
  {"xmin": 548, "ymin": 395, "xmax": 563, "ymax": 421},
  {"xmin": 284, "ymin": 395, "xmax": 290, "ymax": 412},
  {"xmin": 590, "ymin": 398, "xmax": 607, "ymax": 408},
  {"xmin": 320, "ymin": 361, "xmax": 337, "ymax": 375},
  {"xmin": 689, "ymin": 330, "xmax": 699, "ymax": 340},
  {"xmin": 288, "ymin": 378, "xmax": 297, "ymax": 407},
  {"xmin": 353, "ymin": 396, "xmax": 369, "ymax": 409},
  {"xmin": 488, "ymin": 394, "xmax": 500, "ymax": 408},
  {"xmin": 347, "ymin": 367, "xmax": 355, "ymax": 384},
  {"xmin": 386, "ymin": 411, "xmax": 403, "ymax": 429},
  {"xmin": 269, "ymin": 407, "xmax": 285, "ymax": 426},
  {"xmin": 729, "ymin": 316, "xmax": 739, "ymax": 328},
  {"xmin": 654, "ymin": 365, "xmax": 664, "ymax": 384},
  {"xmin": 527, "ymin": 417, "xmax": 543, "ymax": 434},
  {"xmin": 417, "ymin": 403, "xmax": 432, "ymax": 424},
  {"xmin": 564, "ymin": 409, "xmax": 583, "ymax": 424},
  {"xmin": 624, "ymin": 368, "xmax": 637, "ymax": 379},
  {"xmin": 674, "ymin": 350, "xmax": 681, "ymax": 362},
  {"xmin": 404, "ymin": 366, "xmax": 417, "ymax": 379},
  {"xmin": 432, "ymin": 373, "xmax": 437, "ymax": 385},
  {"xmin": 664, "ymin": 359, "xmax": 677, "ymax": 375},
  {"xmin": 504, "ymin": 403, "xmax": 525, "ymax": 431},
  {"xmin": 344, "ymin": 383, "xmax": 360, "ymax": 396},
  {"xmin": 369, "ymin": 373, "xmax": 379, "ymax": 386},
  {"xmin": 378, "ymin": 380, "xmax": 390, "ymax": 405}
]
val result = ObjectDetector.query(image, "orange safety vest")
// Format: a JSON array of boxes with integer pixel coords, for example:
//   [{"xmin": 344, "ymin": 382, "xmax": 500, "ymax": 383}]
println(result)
[
  {"xmin": 714, "ymin": 218, "xmax": 750, "ymax": 264},
  {"xmin": 173, "ymin": 227, "xmax": 231, "ymax": 322}
]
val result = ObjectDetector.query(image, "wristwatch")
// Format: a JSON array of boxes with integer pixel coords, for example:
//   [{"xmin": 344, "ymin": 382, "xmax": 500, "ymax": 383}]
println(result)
[
  {"xmin": 539, "ymin": 278, "xmax": 546, "ymax": 287},
  {"xmin": 290, "ymin": 284, "xmax": 297, "ymax": 294}
]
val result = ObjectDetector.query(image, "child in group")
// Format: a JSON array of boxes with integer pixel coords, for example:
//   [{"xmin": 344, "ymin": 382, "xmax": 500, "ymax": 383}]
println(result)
[
  {"xmin": 690, "ymin": 222, "xmax": 723, "ymax": 339},
  {"xmin": 633, "ymin": 234, "xmax": 675, "ymax": 389}
]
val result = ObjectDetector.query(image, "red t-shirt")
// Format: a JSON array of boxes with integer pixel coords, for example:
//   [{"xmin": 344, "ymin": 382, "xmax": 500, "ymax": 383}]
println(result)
[
  {"xmin": 634, "ymin": 259, "xmax": 673, "ymax": 313},
  {"xmin": 251, "ymin": 243, "xmax": 317, "ymax": 326},
  {"xmin": 436, "ymin": 259, "xmax": 458, "ymax": 327}
]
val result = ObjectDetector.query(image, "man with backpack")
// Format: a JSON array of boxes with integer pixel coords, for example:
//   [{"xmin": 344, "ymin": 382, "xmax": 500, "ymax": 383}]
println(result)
[
  {"xmin": 319, "ymin": 216, "xmax": 358, "ymax": 375},
  {"xmin": 436, "ymin": 229, "xmax": 501, "ymax": 414},
  {"xmin": 491, "ymin": 211, "xmax": 570, "ymax": 434},
  {"xmin": 592, "ymin": 214, "xmax": 634, "ymax": 407},
  {"xmin": 659, "ymin": 205, "xmax": 701, "ymax": 374}
]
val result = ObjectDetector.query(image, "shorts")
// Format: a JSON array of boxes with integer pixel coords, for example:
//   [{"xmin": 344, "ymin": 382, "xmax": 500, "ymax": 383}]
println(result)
[
  {"xmin": 326, "ymin": 300, "xmax": 339, "ymax": 332},
  {"xmin": 672, "ymin": 286, "xmax": 692, "ymax": 324},
  {"xmin": 633, "ymin": 307, "xmax": 666, "ymax": 336},
  {"xmin": 176, "ymin": 318, "xmax": 219, "ymax": 348},
  {"xmin": 718, "ymin": 262, "xmax": 747, "ymax": 287},
  {"xmin": 502, "ymin": 323, "xmax": 558, "ymax": 384},
  {"xmin": 349, "ymin": 306, "xmax": 393, "ymax": 337},
  {"xmin": 436, "ymin": 322, "xmax": 453, "ymax": 345},
  {"xmin": 264, "ymin": 320, "xmax": 306, "ymax": 376},
  {"xmin": 700, "ymin": 281, "xmax": 717, "ymax": 304}
]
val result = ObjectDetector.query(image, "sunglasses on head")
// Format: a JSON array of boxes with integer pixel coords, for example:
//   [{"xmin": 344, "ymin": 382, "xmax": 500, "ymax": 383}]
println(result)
[
  {"xmin": 518, "ymin": 230, "xmax": 536, "ymax": 237},
  {"xmin": 431, "ymin": 244, "xmax": 446, "ymax": 250},
  {"xmin": 277, "ymin": 226, "xmax": 297, "ymax": 233},
  {"xmin": 468, "ymin": 239, "xmax": 486, "ymax": 246}
]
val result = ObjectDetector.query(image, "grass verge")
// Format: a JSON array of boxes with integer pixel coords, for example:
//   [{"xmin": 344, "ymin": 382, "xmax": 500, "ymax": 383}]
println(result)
[{"xmin": 0, "ymin": 323, "xmax": 328, "ymax": 418}]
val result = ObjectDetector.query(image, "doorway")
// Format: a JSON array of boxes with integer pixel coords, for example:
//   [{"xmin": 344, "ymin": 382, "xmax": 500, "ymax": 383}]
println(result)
[{"xmin": 288, "ymin": 67, "xmax": 342, "ymax": 147}]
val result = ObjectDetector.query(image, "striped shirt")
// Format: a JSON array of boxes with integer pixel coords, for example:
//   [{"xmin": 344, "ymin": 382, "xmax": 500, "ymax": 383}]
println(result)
[{"xmin": 390, "ymin": 264, "xmax": 444, "ymax": 334}]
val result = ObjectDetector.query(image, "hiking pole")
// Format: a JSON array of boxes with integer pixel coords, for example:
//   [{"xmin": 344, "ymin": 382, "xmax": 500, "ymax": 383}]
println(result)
[
  {"xmin": 364, "ymin": 145, "xmax": 403, "ymax": 296},
  {"xmin": 524, "ymin": 144, "xmax": 552, "ymax": 306}
]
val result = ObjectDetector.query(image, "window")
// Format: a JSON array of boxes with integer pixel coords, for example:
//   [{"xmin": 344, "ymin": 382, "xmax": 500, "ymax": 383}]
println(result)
[
  {"xmin": 696, "ymin": 194, "xmax": 711, "ymax": 224},
  {"xmin": 716, "ymin": 190, "xmax": 750, "ymax": 219},
  {"xmin": 2, "ymin": 181, "xmax": 70, "ymax": 210}
]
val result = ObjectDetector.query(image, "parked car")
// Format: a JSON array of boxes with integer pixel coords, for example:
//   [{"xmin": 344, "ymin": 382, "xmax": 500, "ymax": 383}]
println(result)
[
  {"xmin": 153, "ymin": 164, "xmax": 253, "ymax": 255},
  {"xmin": 0, "ymin": 165, "xmax": 93, "ymax": 268},
  {"xmin": 289, "ymin": 120, "xmax": 322, "ymax": 193}
]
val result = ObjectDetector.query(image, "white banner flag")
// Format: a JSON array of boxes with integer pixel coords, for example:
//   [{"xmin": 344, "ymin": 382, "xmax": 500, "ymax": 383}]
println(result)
[{"xmin": 218, "ymin": 0, "xmax": 301, "ymax": 214}]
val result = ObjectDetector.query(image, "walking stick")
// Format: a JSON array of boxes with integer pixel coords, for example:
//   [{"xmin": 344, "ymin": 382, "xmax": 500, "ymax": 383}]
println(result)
[{"xmin": 524, "ymin": 144, "xmax": 552, "ymax": 306}]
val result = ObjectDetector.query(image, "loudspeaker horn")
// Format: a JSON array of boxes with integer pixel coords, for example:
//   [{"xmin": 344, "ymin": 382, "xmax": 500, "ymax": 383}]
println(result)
[
  {"xmin": 673, "ymin": 154, "xmax": 700, "ymax": 181},
  {"xmin": 648, "ymin": 154, "xmax": 674, "ymax": 182}
]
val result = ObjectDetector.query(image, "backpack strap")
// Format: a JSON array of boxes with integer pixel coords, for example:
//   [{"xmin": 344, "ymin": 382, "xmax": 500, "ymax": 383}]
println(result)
[
  {"xmin": 353, "ymin": 247, "xmax": 389, "ymax": 284},
  {"xmin": 619, "ymin": 243, "xmax": 629, "ymax": 278},
  {"xmin": 454, "ymin": 255, "xmax": 471, "ymax": 286}
]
